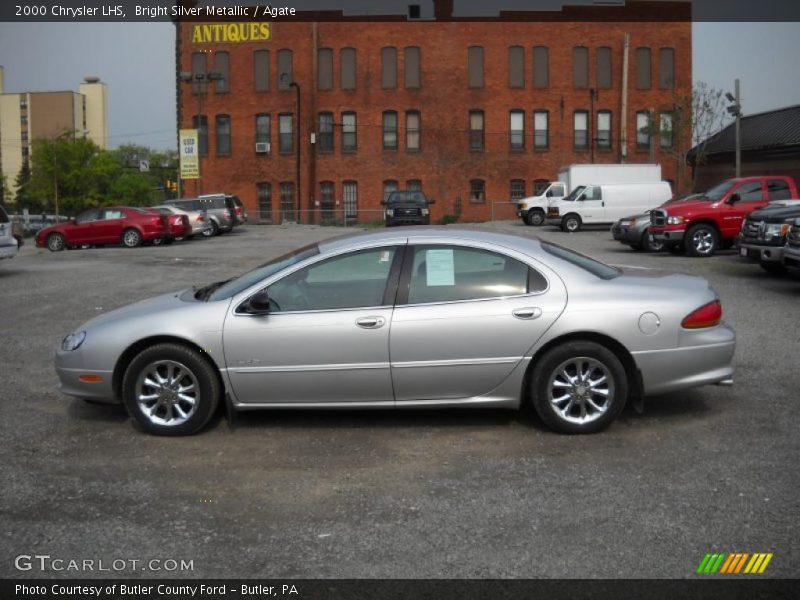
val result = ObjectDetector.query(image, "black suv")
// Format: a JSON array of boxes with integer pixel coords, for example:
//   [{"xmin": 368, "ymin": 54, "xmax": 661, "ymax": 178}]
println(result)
[
  {"xmin": 738, "ymin": 200, "xmax": 800, "ymax": 273},
  {"xmin": 382, "ymin": 190, "xmax": 434, "ymax": 227}
]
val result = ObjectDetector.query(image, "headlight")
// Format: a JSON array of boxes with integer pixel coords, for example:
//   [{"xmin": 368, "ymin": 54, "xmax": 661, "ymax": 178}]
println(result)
[
  {"xmin": 629, "ymin": 218, "xmax": 637, "ymax": 226},
  {"xmin": 667, "ymin": 216, "xmax": 684, "ymax": 225},
  {"xmin": 61, "ymin": 331, "xmax": 86, "ymax": 352},
  {"xmin": 619, "ymin": 220, "xmax": 631, "ymax": 227},
  {"xmin": 386, "ymin": 209, "xmax": 394, "ymax": 217},
  {"xmin": 764, "ymin": 223, "xmax": 790, "ymax": 240},
  {"xmin": 421, "ymin": 208, "xmax": 430, "ymax": 216}
]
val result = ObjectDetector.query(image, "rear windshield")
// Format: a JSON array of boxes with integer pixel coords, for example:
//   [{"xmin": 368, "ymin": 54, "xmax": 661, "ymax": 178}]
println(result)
[
  {"xmin": 387, "ymin": 192, "xmax": 427, "ymax": 205},
  {"xmin": 541, "ymin": 241, "xmax": 620, "ymax": 280}
]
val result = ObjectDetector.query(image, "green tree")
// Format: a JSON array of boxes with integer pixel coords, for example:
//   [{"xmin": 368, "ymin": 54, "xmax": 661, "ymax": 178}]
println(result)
[{"xmin": 14, "ymin": 159, "xmax": 44, "ymax": 213}]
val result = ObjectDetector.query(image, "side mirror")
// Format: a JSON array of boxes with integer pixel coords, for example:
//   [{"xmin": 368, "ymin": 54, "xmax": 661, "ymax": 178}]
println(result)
[
  {"xmin": 546, "ymin": 190, "xmax": 553, "ymax": 197},
  {"xmin": 726, "ymin": 193, "xmax": 740, "ymax": 204},
  {"xmin": 246, "ymin": 290, "xmax": 272, "ymax": 315}
]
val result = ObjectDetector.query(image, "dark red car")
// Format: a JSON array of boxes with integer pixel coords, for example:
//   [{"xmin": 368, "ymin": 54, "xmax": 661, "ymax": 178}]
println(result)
[{"xmin": 36, "ymin": 206, "xmax": 171, "ymax": 252}]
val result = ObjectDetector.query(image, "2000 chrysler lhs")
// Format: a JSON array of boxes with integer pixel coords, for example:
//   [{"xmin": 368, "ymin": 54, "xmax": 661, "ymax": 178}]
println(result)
[{"xmin": 55, "ymin": 228, "xmax": 735, "ymax": 435}]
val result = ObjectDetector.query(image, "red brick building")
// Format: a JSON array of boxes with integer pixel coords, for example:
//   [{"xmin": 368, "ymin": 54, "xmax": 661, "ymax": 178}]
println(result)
[{"xmin": 175, "ymin": 1, "xmax": 691, "ymax": 223}]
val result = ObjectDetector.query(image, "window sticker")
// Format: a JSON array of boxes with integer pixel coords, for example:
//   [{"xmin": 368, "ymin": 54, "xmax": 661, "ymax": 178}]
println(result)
[
  {"xmin": 379, "ymin": 250, "xmax": 391, "ymax": 263},
  {"xmin": 425, "ymin": 249, "xmax": 455, "ymax": 286}
]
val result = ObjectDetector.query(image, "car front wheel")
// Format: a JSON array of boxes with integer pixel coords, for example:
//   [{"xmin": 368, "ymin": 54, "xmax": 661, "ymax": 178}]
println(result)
[
  {"xmin": 642, "ymin": 230, "xmax": 664, "ymax": 252},
  {"xmin": 686, "ymin": 224, "xmax": 719, "ymax": 257},
  {"xmin": 525, "ymin": 210, "xmax": 545, "ymax": 226},
  {"xmin": 122, "ymin": 343, "xmax": 220, "ymax": 436},
  {"xmin": 530, "ymin": 341, "xmax": 628, "ymax": 434},
  {"xmin": 47, "ymin": 233, "xmax": 66, "ymax": 252},
  {"xmin": 561, "ymin": 214, "xmax": 582, "ymax": 233}
]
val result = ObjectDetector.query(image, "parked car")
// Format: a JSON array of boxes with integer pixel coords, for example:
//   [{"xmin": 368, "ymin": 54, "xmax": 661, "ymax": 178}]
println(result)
[
  {"xmin": 35, "ymin": 206, "xmax": 170, "ymax": 251},
  {"xmin": 382, "ymin": 190, "xmax": 434, "ymax": 226},
  {"xmin": 145, "ymin": 209, "xmax": 190, "ymax": 244},
  {"xmin": 165, "ymin": 196, "xmax": 234, "ymax": 236},
  {"xmin": 649, "ymin": 176, "xmax": 799, "ymax": 257},
  {"xmin": 55, "ymin": 228, "xmax": 735, "ymax": 436},
  {"xmin": 782, "ymin": 218, "xmax": 800, "ymax": 271},
  {"xmin": 151, "ymin": 205, "xmax": 210, "ymax": 238},
  {"xmin": 199, "ymin": 193, "xmax": 244, "ymax": 227},
  {"xmin": 0, "ymin": 204, "xmax": 19, "ymax": 261},
  {"xmin": 611, "ymin": 194, "xmax": 704, "ymax": 252},
  {"xmin": 546, "ymin": 182, "xmax": 673, "ymax": 232},
  {"xmin": 737, "ymin": 200, "xmax": 800, "ymax": 273},
  {"xmin": 231, "ymin": 195, "xmax": 248, "ymax": 224}
]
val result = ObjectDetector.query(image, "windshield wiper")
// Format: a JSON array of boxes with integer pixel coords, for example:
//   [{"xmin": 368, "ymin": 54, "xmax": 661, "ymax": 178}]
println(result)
[{"xmin": 194, "ymin": 278, "xmax": 233, "ymax": 301}]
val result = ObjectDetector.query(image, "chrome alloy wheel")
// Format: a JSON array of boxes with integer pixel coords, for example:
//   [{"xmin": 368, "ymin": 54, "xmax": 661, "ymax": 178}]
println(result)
[
  {"xmin": 47, "ymin": 235, "xmax": 65, "ymax": 251},
  {"xmin": 123, "ymin": 229, "xmax": 141, "ymax": 247},
  {"xmin": 547, "ymin": 357, "xmax": 614, "ymax": 425},
  {"xmin": 135, "ymin": 360, "xmax": 199, "ymax": 426},
  {"xmin": 691, "ymin": 228, "xmax": 714, "ymax": 254}
]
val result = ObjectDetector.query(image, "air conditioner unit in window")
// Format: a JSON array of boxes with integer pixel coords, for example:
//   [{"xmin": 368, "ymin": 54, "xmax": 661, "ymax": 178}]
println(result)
[{"xmin": 255, "ymin": 142, "xmax": 270, "ymax": 153}]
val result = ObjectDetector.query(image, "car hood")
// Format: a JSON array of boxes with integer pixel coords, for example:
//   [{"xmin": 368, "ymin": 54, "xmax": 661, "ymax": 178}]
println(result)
[
  {"xmin": 658, "ymin": 198, "xmax": 718, "ymax": 214},
  {"xmin": 619, "ymin": 213, "xmax": 650, "ymax": 222},
  {"xmin": 79, "ymin": 289, "xmax": 196, "ymax": 331},
  {"xmin": 747, "ymin": 203, "xmax": 800, "ymax": 222}
]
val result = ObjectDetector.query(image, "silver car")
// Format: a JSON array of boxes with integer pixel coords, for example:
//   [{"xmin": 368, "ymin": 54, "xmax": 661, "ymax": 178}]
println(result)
[
  {"xmin": 55, "ymin": 228, "xmax": 735, "ymax": 436},
  {"xmin": 152, "ymin": 204, "xmax": 212, "ymax": 238}
]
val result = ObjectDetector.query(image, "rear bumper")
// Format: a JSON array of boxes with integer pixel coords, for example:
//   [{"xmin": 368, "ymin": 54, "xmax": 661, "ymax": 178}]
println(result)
[
  {"xmin": 632, "ymin": 324, "xmax": 736, "ymax": 396},
  {"xmin": 738, "ymin": 241, "xmax": 784, "ymax": 263},
  {"xmin": 0, "ymin": 241, "xmax": 18, "ymax": 259}
]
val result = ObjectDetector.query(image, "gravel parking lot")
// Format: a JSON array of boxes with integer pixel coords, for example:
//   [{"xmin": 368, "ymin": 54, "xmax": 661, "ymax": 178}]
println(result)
[{"xmin": 1, "ymin": 222, "xmax": 798, "ymax": 579}]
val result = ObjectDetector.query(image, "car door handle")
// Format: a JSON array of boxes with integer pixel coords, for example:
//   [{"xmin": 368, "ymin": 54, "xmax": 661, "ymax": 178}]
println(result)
[
  {"xmin": 356, "ymin": 316, "xmax": 386, "ymax": 329},
  {"xmin": 512, "ymin": 307, "xmax": 542, "ymax": 320}
]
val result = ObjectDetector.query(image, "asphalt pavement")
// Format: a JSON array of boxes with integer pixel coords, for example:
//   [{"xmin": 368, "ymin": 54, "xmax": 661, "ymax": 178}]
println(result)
[{"xmin": 1, "ymin": 221, "xmax": 798, "ymax": 579}]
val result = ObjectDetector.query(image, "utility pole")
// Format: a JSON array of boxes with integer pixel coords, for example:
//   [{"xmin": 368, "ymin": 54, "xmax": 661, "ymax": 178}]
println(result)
[{"xmin": 726, "ymin": 79, "xmax": 742, "ymax": 178}]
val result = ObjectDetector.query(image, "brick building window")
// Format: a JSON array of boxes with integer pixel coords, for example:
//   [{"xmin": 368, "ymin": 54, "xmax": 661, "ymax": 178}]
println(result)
[
  {"xmin": 573, "ymin": 111, "xmax": 589, "ymax": 149},
  {"xmin": 659, "ymin": 48, "xmax": 675, "ymax": 89},
  {"xmin": 340, "ymin": 48, "xmax": 356, "ymax": 90},
  {"xmin": 469, "ymin": 179, "xmax": 486, "ymax": 203},
  {"xmin": 597, "ymin": 110, "xmax": 612, "ymax": 150},
  {"xmin": 636, "ymin": 111, "xmax": 651, "ymax": 149},
  {"xmin": 318, "ymin": 48, "xmax": 333, "ymax": 90},
  {"xmin": 278, "ymin": 49, "xmax": 293, "ymax": 89},
  {"xmin": 596, "ymin": 46, "xmax": 612, "ymax": 89},
  {"xmin": 635, "ymin": 47, "xmax": 651, "ymax": 89},
  {"xmin": 660, "ymin": 112, "xmax": 674, "ymax": 148},
  {"xmin": 510, "ymin": 179, "xmax": 525, "ymax": 200},
  {"xmin": 533, "ymin": 46, "xmax": 549, "ymax": 88},
  {"xmin": 254, "ymin": 50, "xmax": 270, "ymax": 91},
  {"xmin": 319, "ymin": 181, "xmax": 335, "ymax": 220},
  {"xmin": 406, "ymin": 110, "xmax": 420, "ymax": 150},
  {"xmin": 381, "ymin": 47, "xmax": 397, "ymax": 89},
  {"xmin": 257, "ymin": 182, "xmax": 272, "ymax": 222},
  {"xmin": 534, "ymin": 179, "xmax": 549, "ymax": 195},
  {"xmin": 469, "ymin": 110, "xmax": 484, "ymax": 151},
  {"xmin": 343, "ymin": 181, "xmax": 358, "ymax": 222},
  {"xmin": 255, "ymin": 113, "xmax": 270, "ymax": 149},
  {"xmin": 468, "ymin": 46, "xmax": 484, "ymax": 88},
  {"xmin": 191, "ymin": 52, "xmax": 207, "ymax": 94},
  {"xmin": 405, "ymin": 46, "xmax": 421, "ymax": 88},
  {"xmin": 318, "ymin": 112, "xmax": 334, "ymax": 152},
  {"xmin": 215, "ymin": 114, "xmax": 231, "ymax": 155},
  {"xmin": 383, "ymin": 111, "xmax": 398, "ymax": 149},
  {"xmin": 214, "ymin": 52, "xmax": 229, "ymax": 93},
  {"xmin": 534, "ymin": 110, "xmax": 549, "ymax": 149},
  {"xmin": 342, "ymin": 112, "xmax": 357, "ymax": 151},
  {"xmin": 508, "ymin": 45, "xmax": 524, "ymax": 88},
  {"xmin": 279, "ymin": 182, "xmax": 295, "ymax": 221},
  {"xmin": 383, "ymin": 180, "xmax": 398, "ymax": 201},
  {"xmin": 510, "ymin": 110, "xmax": 525, "ymax": 150},
  {"xmin": 573, "ymin": 46, "xmax": 588, "ymax": 88},
  {"xmin": 407, "ymin": 179, "xmax": 422, "ymax": 191},
  {"xmin": 279, "ymin": 113, "xmax": 293, "ymax": 153},
  {"xmin": 192, "ymin": 115, "xmax": 208, "ymax": 156}
]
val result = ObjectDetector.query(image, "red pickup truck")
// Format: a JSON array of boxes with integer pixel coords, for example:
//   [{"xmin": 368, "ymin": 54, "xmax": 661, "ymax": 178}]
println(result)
[{"xmin": 649, "ymin": 176, "xmax": 799, "ymax": 257}]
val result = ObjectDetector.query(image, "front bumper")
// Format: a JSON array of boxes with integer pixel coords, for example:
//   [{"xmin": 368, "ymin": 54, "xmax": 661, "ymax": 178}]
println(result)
[
  {"xmin": 611, "ymin": 223, "xmax": 648, "ymax": 244},
  {"xmin": 632, "ymin": 324, "xmax": 736, "ymax": 396},
  {"xmin": 650, "ymin": 228, "xmax": 685, "ymax": 243},
  {"xmin": 738, "ymin": 241, "xmax": 784, "ymax": 263},
  {"xmin": 783, "ymin": 245, "xmax": 800, "ymax": 269},
  {"xmin": 55, "ymin": 366, "xmax": 116, "ymax": 402}
]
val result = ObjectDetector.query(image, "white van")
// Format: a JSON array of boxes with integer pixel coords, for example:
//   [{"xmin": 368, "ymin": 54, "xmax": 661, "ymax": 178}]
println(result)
[
  {"xmin": 545, "ymin": 182, "xmax": 673, "ymax": 232},
  {"xmin": 516, "ymin": 181, "xmax": 567, "ymax": 225}
]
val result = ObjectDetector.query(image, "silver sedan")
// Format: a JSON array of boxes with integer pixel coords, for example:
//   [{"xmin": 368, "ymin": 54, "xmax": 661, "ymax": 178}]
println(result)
[
  {"xmin": 151, "ymin": 204, "xmax": 212, "ymax": 238},
  {"xmin": 55, "ymin": 228, "xmax": 735, "ymax": 435}
]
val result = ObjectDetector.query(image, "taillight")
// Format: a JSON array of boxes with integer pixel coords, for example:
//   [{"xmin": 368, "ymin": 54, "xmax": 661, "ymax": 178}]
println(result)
[
  {"xmin": 197, "ymin": 214, "xmax": 205, "ymax": 222},
  {"xmin": 235, "ymin": 206, "xmax": 243, "ymax": 216},
  {"xmin": 682, "ymin": 300, "xmax": 722, "ymax": 329}
]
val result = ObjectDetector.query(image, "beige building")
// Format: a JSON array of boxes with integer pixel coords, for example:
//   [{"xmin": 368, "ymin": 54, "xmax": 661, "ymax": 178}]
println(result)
[{"xmin": 0, "ymin": 67, "xmax": 108, "ymax": 201}]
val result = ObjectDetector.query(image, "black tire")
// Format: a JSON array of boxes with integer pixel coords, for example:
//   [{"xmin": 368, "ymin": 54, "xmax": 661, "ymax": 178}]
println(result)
[
  {"xmin": 642, "ymin": 230, "xmax": 664, "ymax": 253},
  {"xmin": 561, "ymin": 214, "xmax": 582, "ymax": 233},
  {"xmin": 685, "ymin": 223, "xmax": 719, "ymax": 257},
  {"xmin": 666, "ymin": 243, "xmax": 685, "ymax": 255},
  {"xmin": 202, "ymin": 220, "xmax": 219, "ymax": 237},
  {"xmin": 525, "ymin": 210, "xmax": 545, "ymax": 227},
  {"xmin": 121, "ymin": 228, "xmax": 142, "ymax": 248},
  {"xmin": 530, "ymin": 341, "xmax": 628, "ymax": 434},
  {"xmin": 121, "ymin": 343, "xmax": 220, "ymax": 436},
  {"xmin": 760, "ymin": 262, "xmax": 787, "ymax": 275},
  {"xmin": 46, "ymin": 233, "xmax": 66, "ymax": 252}
]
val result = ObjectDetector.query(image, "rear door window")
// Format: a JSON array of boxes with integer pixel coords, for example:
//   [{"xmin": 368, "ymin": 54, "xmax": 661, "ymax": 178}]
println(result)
[
  {"xmin": 767, "ymin": 179, "xmax": 791, "ymax": 201},
  {"xmin": 76, "ymin": 209, "xmax": 102, "ymax": 224}
]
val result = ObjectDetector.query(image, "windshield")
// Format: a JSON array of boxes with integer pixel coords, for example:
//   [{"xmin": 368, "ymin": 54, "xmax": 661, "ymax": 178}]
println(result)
[
  {"xmin": 563, "ymin": 186, "xmax": 586, "ymax": 202},
  {"xmin": 205, "ymin": 243, "xmax": 320, "ymax": 301},
  {"xmin": 387, "ymin": 192, "xmax": 427, "ymax": 205},
  {"xmin": 703, "ymin": 181, "xmax": 736, "ymax": 201},
  {"xmin": 541, "ymin": 241, "xmax": 620, "ymax": 280}
]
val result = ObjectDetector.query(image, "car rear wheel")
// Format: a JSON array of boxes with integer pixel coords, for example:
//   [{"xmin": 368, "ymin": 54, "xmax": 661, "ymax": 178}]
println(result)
[
  {"xmin": 202, "ymin": 220, "xmax": 219, "ymax": 237},
  {"xmin": 121, "ymin": 343, "xmax": 220, "ymax": 436},
  {"xmin": 561, "ymin": 214, "xmax": 582, "ymax": 233},
  {"xmin": 46, "ymin": 233, "xmax": 65, "ymax": 252},
  {"xmin": 530, "ymin": 341, "xmax": 628, "ymax": 434},
  {"xmin": 642, "ymin": 230, "xmax": 664, "ymax": 252},
  {"xmin": 122, "ymin": 228, "xmax": 142, "ymax": 248},
  {"xmin": 686, "ymin": 224, "xmax": 719, "ymax": 257},
  {"xmin": 525, "ymin": 210, "xmax": 545, "ymax": 226}
]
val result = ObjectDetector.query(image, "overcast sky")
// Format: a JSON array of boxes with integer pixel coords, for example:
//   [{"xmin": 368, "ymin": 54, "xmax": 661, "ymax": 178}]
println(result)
[{"xmin": 0, "ymin": 21, "xmax": 798, "ymax": 150}]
